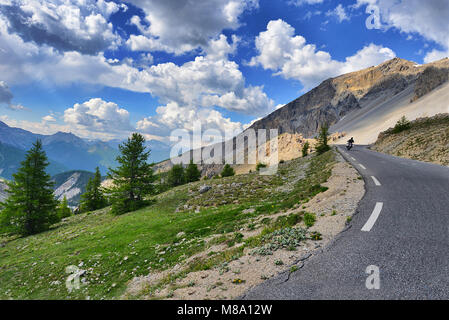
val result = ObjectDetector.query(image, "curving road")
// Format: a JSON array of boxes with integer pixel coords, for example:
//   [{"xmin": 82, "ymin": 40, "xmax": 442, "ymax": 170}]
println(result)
[{"xmin": 243, "ymin": 146, "xmax": 449, "ymax": 299}]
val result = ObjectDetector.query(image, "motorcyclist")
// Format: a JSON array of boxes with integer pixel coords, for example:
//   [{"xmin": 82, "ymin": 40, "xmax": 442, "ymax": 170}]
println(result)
[{"xmin": 347, "ymin": 137, "xmax": 354, "ymax": 148}]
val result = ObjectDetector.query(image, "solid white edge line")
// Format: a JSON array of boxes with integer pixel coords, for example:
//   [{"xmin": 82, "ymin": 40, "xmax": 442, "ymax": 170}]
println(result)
[
  {"xmin": 351, "ymin": 157, "xmax": 356, "ymax": 161},
  {"xmin": 361, "ymin": 202, "xmax": 384, "ymax": 232},
  {"xmin": 371, "ymin": 176, "xmax": 381, "ymax": 186},
  {"xmin": 359, "ymin": 164, "xmax": 367, "ymax": 170}
]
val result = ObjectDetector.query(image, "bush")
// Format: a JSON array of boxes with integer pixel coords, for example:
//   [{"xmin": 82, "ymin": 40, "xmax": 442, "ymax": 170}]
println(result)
[
  {"xmin": 80, "ymin": 167, "xmax": 107, "ymax": 213},
  {"xmin": 302, "ymin": 142, "xmax": 310, "ymax": 157},
  {"xmin": 392, "ymin": 116, "xmax": 411, "ymax": 134},
  {"xmin": 58, "ymin": 196, "xmax": 72, "ymax": 219},
  {"xmin": 185, "ymin": 160, "xmax": 201, "ymax": 183},
  {"xmin": 256, "ymin": 162, "xmax": 267, "ymax": 171},
  {"xmin": 221, "ymin": 164, "xmax": 235, "ymax": 177},
  {"xmin": 304, "ymin": 212, "xmax": 316, "ymax": 228},
  {"xmin": 167, "ymin": 164, "xmax": 186, "ymax": 187}
]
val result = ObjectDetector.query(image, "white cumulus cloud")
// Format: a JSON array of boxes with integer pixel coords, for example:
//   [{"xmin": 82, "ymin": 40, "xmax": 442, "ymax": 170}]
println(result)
[
  {"xmin": 249, "ymin": 19, "xmax": 396, "ymax": 89},
  {"xmin": 0, "ymin": 0, "xmax": 124, "ymax": 55},
  {"xmin": 64, "ymin": 98, "xmax": 132, "ymax": 135},
  {"xmin": 355, "ymin": 0, "xmax": 449, "ymax": 62},
  {"xmin": 125, "ymin": 0, "xmax": 258, "ymax": 55}
]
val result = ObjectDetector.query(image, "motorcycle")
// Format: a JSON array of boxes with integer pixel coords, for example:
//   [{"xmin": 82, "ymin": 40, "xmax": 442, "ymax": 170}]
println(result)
[{"xmin": 346, "ymin": 142, "xmax": 353, "ymax": 150}]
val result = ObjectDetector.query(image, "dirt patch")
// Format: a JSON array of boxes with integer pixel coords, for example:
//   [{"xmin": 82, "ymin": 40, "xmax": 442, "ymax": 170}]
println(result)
[{"xmin": 123, "ymin": 151, "xmax": 364, "ymax": 300}]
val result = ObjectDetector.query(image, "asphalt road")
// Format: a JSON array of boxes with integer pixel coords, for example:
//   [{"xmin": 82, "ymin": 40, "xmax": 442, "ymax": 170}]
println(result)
[{"xmin": 243, "ymin": 146, "xmax": 449, "ymax": 299}]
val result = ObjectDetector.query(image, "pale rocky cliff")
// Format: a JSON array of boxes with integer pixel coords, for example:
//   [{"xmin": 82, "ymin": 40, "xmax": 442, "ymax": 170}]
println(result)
[{"xmin": 250, "ymin": 57, "xmax": 449, "ymax": 138}]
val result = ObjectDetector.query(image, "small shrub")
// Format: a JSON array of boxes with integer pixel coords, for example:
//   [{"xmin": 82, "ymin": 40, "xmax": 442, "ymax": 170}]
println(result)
[
  {"xmin": 221, "ymin": 164, "xmax": 235, "ymax": 177},
  {"xmin": 251, "ymin": 227, "xmax": 307, "ymax": 256},
  {"xmin": 290, "ymin": 265, "xmax": 299, "ymax": 273},
  {"xmin": 392, "ymin": 116, "xmax": 411, "ymax": 134},
  {"xmin": 302, "ymin": 142, "xmax": 310, "ymax": 157},
  {"xmin": 275, "ymin": 260, "xmax": 284, "ymax": 266},
  {"xmin": 256, "ymin": 162, "xmax": 267, "ymax": 171},
  {"xmin": 310, "ymin": 231, "xmax": 322, "ymax": 241},
  {"xmin": 232, "ymin": 278, "xmax": 246, "ymax": 284},
  {"xmin": 304, "ymin": 212, "xmax": 316, "ymax": 228}
]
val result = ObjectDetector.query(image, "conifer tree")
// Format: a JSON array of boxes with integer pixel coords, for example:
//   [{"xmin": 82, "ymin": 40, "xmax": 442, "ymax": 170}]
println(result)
[
  {"xmin": 80, "ymin": 167, "xmax": 107, "ymax": 212},
  {"xmin": 0, "ymin": 140, "xmax": 58, "ymax": 235},
  {"xmin": 315, "ymin": 126, "xmax": 331, "ymax": 155},
  {"xmin": 185, "ymin": 160, "xmax": 201, "ymax": 183},
  {"xmin": 167, "ymin": 164, "xmax": 186, "ymax": 187},
  {"xmin": 302, "ymin": 142, "xmax": 310, "ymax": 157},
  {"xmin": 221, "ymin": 164, "xmax": 235, "ymax": 177},
  {"xmin": 58, "ymin": 196, "xmax": 72, "ymax": 219},
  {"xmin": 107, "ymin": 133, "xmax": 155, "ymax": 215}
]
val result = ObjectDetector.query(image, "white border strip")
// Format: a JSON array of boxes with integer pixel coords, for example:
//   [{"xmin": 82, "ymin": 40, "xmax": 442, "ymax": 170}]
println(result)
[
  {"xmin": 361, "ymin": 202, "xmax": 384, "ymax": 232},
  {"xmin": 359, "ymin": 164, "xmax": 367, "ymax": 170},
  {"xmin": 371, "ymin": 176, "xmax": 381, "ymax": 186}
]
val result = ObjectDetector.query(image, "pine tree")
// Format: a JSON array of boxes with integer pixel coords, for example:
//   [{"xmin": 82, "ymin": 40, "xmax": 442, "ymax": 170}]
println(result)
[
  {"xmin": 302, "ymin": 142, "xmax": 310, "ymax": 157},
  {"xmin": 0, "ymin": 140, "xmax": 58, "ymax": 235},
  {"xmin": 221, "ymin": 164, "xmax": 235, "ymax": 177},
  {"xmin": 58, "ymin": 196, "xmax": 72, "ymax": 219},
  {"xmin": 315, "ymin": 126, "xmax": 331, "ymax": 155},
  {"xmin": 167, "ymin": 164, "xmax": 186, "ymax": 187},
  {"xmin": 80, "ymin": 167, "xmax": 107, "ymax": 213},
  {"xmin": 185, "ymin": 160, "xmax": 201, "ymax": 183},
  {"xmin": 107, "ymin": 133, "xmax": 155, "ymax": 215}
]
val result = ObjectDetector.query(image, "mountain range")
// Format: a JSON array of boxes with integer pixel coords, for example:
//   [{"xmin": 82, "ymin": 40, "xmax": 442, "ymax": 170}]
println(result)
[
  {"xmin": 155, "ymin": 57, "xmax": 449, "ymax": 175},
  {"xmin": 0, "ymin": 121, "xmax": 172, "ymax": 181},
  {"xmin": 1, "ymin": 57, "xmax": 448, "ymax": 203},
  {"xmin": 250, "ymin": 57, "xmax": 449, "ymax": 140},
  {"xmin": 0, "ymin": 121, "xmax": 118, "ymax": 179}
]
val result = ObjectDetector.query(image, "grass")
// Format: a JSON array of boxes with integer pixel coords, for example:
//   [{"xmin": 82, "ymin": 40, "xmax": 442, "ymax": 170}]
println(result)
[{"xmin": 0, "ymin": 150, "xmax": 336, "ymax": 299}]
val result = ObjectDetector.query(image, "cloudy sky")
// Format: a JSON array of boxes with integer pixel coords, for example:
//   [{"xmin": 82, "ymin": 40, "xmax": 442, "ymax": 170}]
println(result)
[{"xmin": 0, "ymin": 0, "xmax": 448, "ymax": 142}]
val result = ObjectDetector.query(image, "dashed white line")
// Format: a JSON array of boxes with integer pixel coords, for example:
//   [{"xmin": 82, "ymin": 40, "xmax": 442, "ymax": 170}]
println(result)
[
  {"xmin": 371, "ymin": 176, "xmax": 381, "ymax": 186},
  {"xmin": 359, "ymin": 164, "xmax": 367, "ymax": 170},
  {"xmin": 361, "ymin": 202, "xmax": 384, "ymax": 232},
  {"xmin": 351, "ymin": 157, "xmax": 356, "ymax": 161}
]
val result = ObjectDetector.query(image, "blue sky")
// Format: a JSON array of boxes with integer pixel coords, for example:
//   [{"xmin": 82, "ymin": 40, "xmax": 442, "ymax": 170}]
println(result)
[{"xmin": 0, "ymin": 0, "xmax": 448, "ymax": 142}]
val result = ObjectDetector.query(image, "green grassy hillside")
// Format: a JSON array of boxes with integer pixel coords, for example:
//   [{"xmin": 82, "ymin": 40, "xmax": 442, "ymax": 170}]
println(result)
[{"xmin": 0, "ymin": 150, "xmax": 335, "ymax": 300}]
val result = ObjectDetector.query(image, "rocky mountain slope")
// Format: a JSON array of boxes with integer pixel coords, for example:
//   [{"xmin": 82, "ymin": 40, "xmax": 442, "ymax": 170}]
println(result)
[
  {"xmin": 0, "ymin": 170, "xmax": 95, "ymax": 207},
  {"xmin": 157, "ymin": 57, "xmax": 448, "ymax": 174},
  {"xmin": 251, "ymin": 57, "xmax": 449, "ymax": 139},
  {"xmin": 0, "ymin": 178, "xmax": 8, "ymax": 203},
  {"xmin": 372, "ymin": 114, "xmax": 449, "ymax": 166},
  {"xmin": 52, "ymin": 170, "xmax": 97, "ymax": 207}
]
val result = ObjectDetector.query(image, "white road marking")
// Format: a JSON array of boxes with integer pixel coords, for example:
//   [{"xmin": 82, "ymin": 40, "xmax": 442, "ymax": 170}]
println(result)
[
  {"xmin": 351, "ymin": 157, "xmax": 356, "ymax": 161},
  {"xmin": 359, "ymin": 164, "xmax": 367, "ymax": 170},
  {"xmin": 371, "ymin": 176, "xmax": 381, "ymax": 186},
  {"xmin": 361, "ymin": 202, "xmax": 384, "ymax": 232}
]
